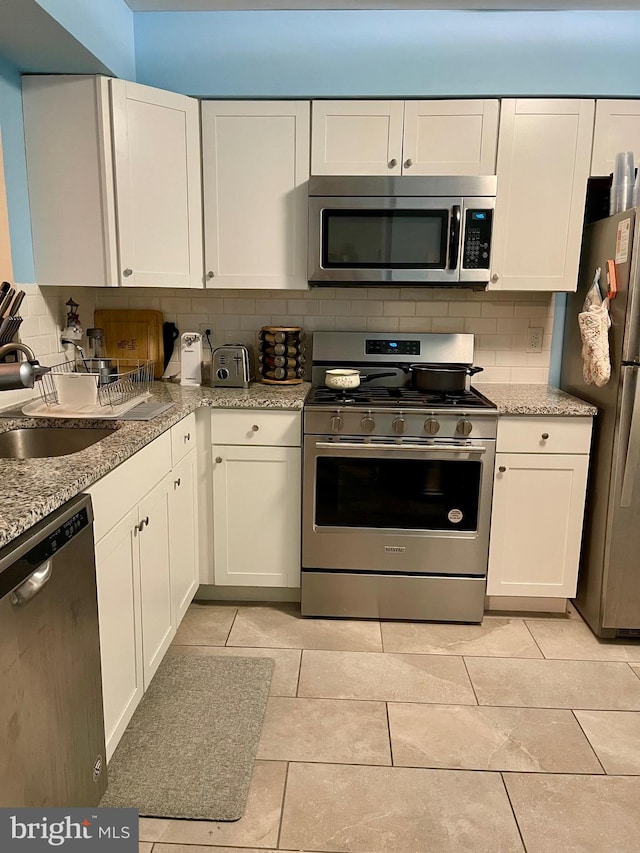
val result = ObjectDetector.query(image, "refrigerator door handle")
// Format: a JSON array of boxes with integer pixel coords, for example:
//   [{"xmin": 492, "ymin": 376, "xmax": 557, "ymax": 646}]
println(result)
[{"xmin": 621, "ymin": 365, "xmax": 640, "ymax": 507}]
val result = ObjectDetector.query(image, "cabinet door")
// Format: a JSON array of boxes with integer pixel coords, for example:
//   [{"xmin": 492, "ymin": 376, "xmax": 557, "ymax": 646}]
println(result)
[
  {"xmin": 213, "ymin": 445, "xmax": 301, "ymax": 587},
  {"xmin": 202, "ymin": 101, "xmax": 309, "ymax": 290},
  {"xmin": 111, "ymin": 79, "xmax": 203, "ymax": 289},
  {"xmin": 591, "ymin": 100, "xmax": 640, "ymax": 177},
  {"xmin": 402, "ymin": 100, "xmax": 499, "ymax": 176},
  {"xmin": 0, "ymin": 131, "xmax": 13, "ymax": 282},
  {"xmin": 311, "ymin": 100, "xmax": 404, "ymax": 175},
  {"xmin": 95, "ymin": 508, "xmax": 142, "ymax": 761},
  {"xmin": 487, "ymin": 452, "xmax": 589, "ymax": 598},
  {"xmin": 169, "ymin": 449, "xmax": 199, "ymax": 627},
  {"xmin": 489, "ymin": 99, "xmax": 594, "ymax": 291},
  {"xmin": 138, "ymin": 478, "xmax": 175, "ymax": 688}
]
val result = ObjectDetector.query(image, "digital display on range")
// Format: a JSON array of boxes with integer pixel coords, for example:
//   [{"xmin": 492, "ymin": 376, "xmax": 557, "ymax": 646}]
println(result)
[{"xmin": 365, "ymin": 339, "xmax": 421, "ymax": 355}]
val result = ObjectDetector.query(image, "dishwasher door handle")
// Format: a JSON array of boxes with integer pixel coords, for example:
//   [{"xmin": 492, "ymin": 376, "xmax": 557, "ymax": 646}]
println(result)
[{"xmin": 11, "ymin": 559, "xmax": 53, "ymax": 606}]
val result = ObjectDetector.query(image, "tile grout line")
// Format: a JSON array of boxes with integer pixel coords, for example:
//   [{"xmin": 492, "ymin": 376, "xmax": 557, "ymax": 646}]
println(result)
[
  {"xmin": 461, "ymin": 656, "xmax": 481, "ymax": 706},
  {"xmin": 522, "ymin": 619, "xmax": 547, "ymax": 659},
  {"xmin": 275, "ymin": 761, "xmax": 291, "ymax": 851},
  {"xmin": 570, "ymin": 709, "xmax": 608, "ymax": 775},
  {"xmin": 499, "ymin": 771, "xmax": 530, "ymax": 853},
  {"xmin": 223, "ymin": 607, "xmax": 240, "ymax": 646},
  {"xmin": 295, "ymin": 650, "xmax": 304, "ymax": 697},
  {"xmin": 385, "ymin": 701, "xmax": 394, "ymax": 767}
]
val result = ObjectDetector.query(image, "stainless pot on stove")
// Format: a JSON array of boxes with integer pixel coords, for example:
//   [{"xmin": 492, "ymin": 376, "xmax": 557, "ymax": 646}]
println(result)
[{"xmin": 409, "ymin": 363, "xmax": 484, "ymax": 394}]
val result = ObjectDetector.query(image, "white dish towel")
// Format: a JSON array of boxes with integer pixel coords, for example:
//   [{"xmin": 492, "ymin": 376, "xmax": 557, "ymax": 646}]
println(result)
[{"xmin": 578, "ymin": 267, "xmax": 611, "ymax": 386}]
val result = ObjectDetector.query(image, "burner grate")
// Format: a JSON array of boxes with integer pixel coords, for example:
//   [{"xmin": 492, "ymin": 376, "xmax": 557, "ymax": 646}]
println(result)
[{"xmin": 307, "ymin": 384, "xmax": 495, "ymax": 409}]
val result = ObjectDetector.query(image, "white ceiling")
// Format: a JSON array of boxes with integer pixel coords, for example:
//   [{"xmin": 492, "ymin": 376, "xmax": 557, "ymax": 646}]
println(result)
[{"xmin": 124, "ymin": 0, "xmax": 640, "ymax": 10}]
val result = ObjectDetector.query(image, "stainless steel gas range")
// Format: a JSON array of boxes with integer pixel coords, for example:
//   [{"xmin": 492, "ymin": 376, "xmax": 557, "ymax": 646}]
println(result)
[{"xmin": 302, "ymin": 332, "xmax": 498, "ymax": 623}]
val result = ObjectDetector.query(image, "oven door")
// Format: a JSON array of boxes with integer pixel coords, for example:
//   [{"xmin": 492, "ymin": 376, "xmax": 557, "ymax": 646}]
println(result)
[
  {"xmin": 308, "ymin": 196, "xmax": 462, "ymax": 285},
  {"xmin": 302, "ymin": 436, "xmax": 495, "ymax": 576}
]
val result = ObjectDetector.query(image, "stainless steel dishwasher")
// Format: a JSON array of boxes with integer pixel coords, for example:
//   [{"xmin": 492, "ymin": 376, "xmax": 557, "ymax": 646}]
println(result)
[{"xmin": 0, "ymin": 493, "xmax": 107, "ymax": 807}]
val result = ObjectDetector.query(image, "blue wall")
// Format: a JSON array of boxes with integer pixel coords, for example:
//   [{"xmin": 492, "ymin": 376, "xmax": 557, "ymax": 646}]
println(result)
[
  {"xmin": 134, "ymin": 10, "xmax": 640, "ymax": 97},
  {"xmin": 0, "ymin": 58, "xmax": 34, "ymax": 283},
  {"xmin": 34, "ymin": 0, "xmax": 135, "ymax": 81}
]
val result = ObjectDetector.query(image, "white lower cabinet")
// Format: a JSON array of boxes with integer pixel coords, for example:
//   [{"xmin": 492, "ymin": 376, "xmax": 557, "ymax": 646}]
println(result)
[
  {"xmin": 89, "ymin": 416, "xmax": 201, "ymax": 760},
  {"xmin": 487, "ymin": 417, "xmax": 592, "ymax": 600},
  {"xmin": 211, "ymin": 410, "xmax": 302, "ymax": 588},
  {"xmin": 169, "ymin": 448, "xmax": 199, "ymax": 625},
  {"xmin": 94, "ymin": 508, "xmax": 142, "ymax": 761}
]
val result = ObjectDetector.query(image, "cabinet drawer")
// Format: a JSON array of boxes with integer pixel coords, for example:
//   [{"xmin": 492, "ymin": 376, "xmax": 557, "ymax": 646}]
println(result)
[
  {"xmin": 211, "ymin": 410, "xmax": 301, "ymax": 447},
  {"xmin": 497, "ymin": 416, "xmax": 592, "ymax": 455},
  {"xmin": 87, "ymin": 431, "xmax": 172, "ymax": 543},
  {"xmin": 171, "ymin": 412, "xmax": 197, "ymax": 465}
]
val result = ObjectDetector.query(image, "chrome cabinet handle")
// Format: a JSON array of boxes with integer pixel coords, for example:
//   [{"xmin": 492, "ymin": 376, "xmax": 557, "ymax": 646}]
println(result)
[
  {"xmin": 135, "ymin": 516, "xmax": 150, "ymax": 533},
  {"xmin": 498, "ymin": 466, "xmax": 506, "ymax": 473},
  {"xmin": 207, "ymin": 271, "xmax": 215, "ymax": 279},
  {"xmin": 490, "ymin": 273, "xmax": 500, "ymax": 283},
  {"xmin": 184, "ymin": 433, "xmax": 191, "ymax": 442},
  {"xmin": 541, "ymin": 432, "xmax": 549, "ymax": 440},
  {"xmin": 215, "ymin": 456, "xmax": 223, "ymax": 463},
  {"xmin": 174, "ymin": 477, "xmax": 181, "ymax": 488},
  {"xmin": 123, "ymin": 268, "xmax": 133, "ymax": 277},
  {"xmin": 404, "ymin": 158, "xmax": 413, "ymax": 168},
  {"xmin": 251, "ymin": 424, "xmax": 259, "ymax": 432},
  {"xmin": 388, "ymin": 158, "xmax": 398, "ymax": 168},
  {"xmin": 11, "ymin": 559, "xmax": 53, "ymax": 606}
]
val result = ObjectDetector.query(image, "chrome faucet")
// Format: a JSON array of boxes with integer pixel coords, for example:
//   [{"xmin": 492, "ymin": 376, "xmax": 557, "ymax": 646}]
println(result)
[{"xmin": 0, "ymin": 342, "xmax": 50, "ymax": 391}]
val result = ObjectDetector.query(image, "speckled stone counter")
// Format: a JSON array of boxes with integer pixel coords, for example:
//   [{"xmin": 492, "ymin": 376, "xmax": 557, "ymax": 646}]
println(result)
[
  {"xmin": 0, "ymin": 381, "xmax": 310, "ymax": 550},
  {"xmin": 475, "ymin": 383, "xmax": 597, "ymax": 416}
]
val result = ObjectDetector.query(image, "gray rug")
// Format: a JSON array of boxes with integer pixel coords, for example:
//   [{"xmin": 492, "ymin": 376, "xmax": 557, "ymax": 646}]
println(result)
[{"xmin": 100, "ymin": 654, "xmax": 274, "ymax": 821}]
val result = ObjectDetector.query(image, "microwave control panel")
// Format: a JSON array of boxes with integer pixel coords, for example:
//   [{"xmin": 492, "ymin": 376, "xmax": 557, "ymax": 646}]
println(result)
[{"xmin": 462, "ymin": 209, "xmax": 493, "ymax": 270}]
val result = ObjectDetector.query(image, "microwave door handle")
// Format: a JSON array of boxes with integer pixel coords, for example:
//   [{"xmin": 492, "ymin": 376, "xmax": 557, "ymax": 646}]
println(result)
[{"xmin": 447, "ymin": 205, "xmax": 461, "ymax": 270}]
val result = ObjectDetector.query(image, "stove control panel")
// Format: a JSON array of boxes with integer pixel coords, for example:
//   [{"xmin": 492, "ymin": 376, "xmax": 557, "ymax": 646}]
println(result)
[
  {"xmin": 365, "ymin": 339, "xmax": 421, "ymax": 356},
  {"xmin": 304, "ymin": 409, "xmax": 497, "ymax": 441}
]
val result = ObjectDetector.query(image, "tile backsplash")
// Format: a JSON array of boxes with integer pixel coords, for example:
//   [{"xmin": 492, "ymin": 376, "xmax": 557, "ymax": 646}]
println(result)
[{"xmin": 95, "ymin": 286, "xmax": 555, "ymax": 384}]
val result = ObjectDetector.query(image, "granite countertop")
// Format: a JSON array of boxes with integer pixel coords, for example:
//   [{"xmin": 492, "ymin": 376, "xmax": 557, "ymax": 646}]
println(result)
[
  {"xmin": 0, "ymin": 381, "xmax": 310, "ymax": 550},
  {"xmin": 475, "ymin": 383, "xmax": 597, "ymax": 416}
]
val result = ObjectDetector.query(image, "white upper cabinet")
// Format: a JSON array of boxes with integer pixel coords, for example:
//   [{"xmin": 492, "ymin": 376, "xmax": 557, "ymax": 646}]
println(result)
[
  {"xmin": 311, "ymin": 99, "xmax": 499, "ymax": 176},
  {"xmin": 591, "ymin": 100, "xmax": 640, "ymax": 176},
  {"xmin": 22, "ymin": 75, "xmax": 203, "ymax": 288},
  {"xmin": 201, "ymin": 101, "xmax": 310, "ymax": 290},
  {"xmin": 110, "ymin": 80, "xmax": 203, "ymax": 289},
  {"xmin": 489, "ymin": 98, "xmax": 595, "ymax": 292}
]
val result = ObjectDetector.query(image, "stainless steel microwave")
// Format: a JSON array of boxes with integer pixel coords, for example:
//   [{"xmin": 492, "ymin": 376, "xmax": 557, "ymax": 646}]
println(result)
[{"xmin": 308, "ymin": 175, "xmax": 496, "ymax": 287}]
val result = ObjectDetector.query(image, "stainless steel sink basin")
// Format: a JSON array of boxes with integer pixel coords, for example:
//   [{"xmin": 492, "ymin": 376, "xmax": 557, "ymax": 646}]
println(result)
[{"xmin": 0, "ymin": 427, "xmax": 116, "ymax": 459}]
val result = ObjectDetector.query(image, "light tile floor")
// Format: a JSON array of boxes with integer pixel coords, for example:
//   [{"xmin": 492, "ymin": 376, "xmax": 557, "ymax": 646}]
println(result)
[{"xmin": 141, "ymin": 601, "xmax": 640, "ymax": 853}]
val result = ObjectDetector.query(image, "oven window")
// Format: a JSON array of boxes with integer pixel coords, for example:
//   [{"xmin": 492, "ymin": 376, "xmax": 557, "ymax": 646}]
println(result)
[
  {"xmin": 322, "ymin": 209, "xmax": 448, "ymax": 269},
  {"xmin": 315, "ymin": 457, "xmax": 480, "ymax": 531}
]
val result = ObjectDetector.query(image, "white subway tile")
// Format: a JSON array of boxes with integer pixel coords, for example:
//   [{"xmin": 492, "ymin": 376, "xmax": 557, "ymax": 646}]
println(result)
[
  {"xmin": 473, "ymin": 350, "xmax": 496, "ymax": 366},
  {"xmin": 448, "ymin": 302, "xmax": 482, "ymax": 318},
  {"xmin": 384, "ymin": 301, "xmax": 415, "ymax": 316},
  {"xmin": 251, "ymin": 298, "xmax": 282, "ymax": 314},
  {"xmin": 224, "ymin": 298, "xmax": 255, "ymax": 314},
  {"xmin": 477, "ymin": 334, "xmax": 515, "ymax": 351},
  {"xmin": 304, "ymin": 317, "xmax": 336, "ymax": 331},
  {"xmin": 514, "ymin": 303, "xmax": 553, "ymax": 319},
  {"xmin": 478, "ymin": 366, "xmax": 513, "ymax": 382},
  {"xmin": 288, "ymin": 299, "xmax": 316, "ymax": 315},
  {"xmin": 464, "ymin": 318, "xmax": 498, "ymax": 334},
  {"xmin": 401, "ymin": 288, "xmax": 433, "ymax": 300},
  {"xmin": 176, "ymin": 314, "xmax": 202, "ymax": 329},
  {"xmin": 351, "ymin": 300, "xmax": 383, "ymax": 316},
  {"xmin": 432, "ymin": 317, "xmax": 464, "ymax": 333},
  {"xmin": 493, "ymin": 318, "xmax": 529, "ymax": 334},
  {"xmin": 239, "ymin": 314, "xmax": 272, "ymax": 330},
  {"xmin": 335, "ymin": 316, "xmax": 368, "ymax": 331},
  {"xmin": 416, "ymin": 301, "xmax": 449, "ymax": 317},
  {"xmin": 367, "ymin": 288, "xmax": 401, "ymax": 300},
  {"xmin": 367, "ymin": 317, "xmax": 399, "ymax": 332},
  {"xmin": 526, "ymin": 352, "xmax": 551, "ymax": 366},
  {"xmin": 510, "ymin": 367, "xmax": 549, "ymax": 383},
  {"xmin": 272, "ymin": 316, "xmax": 304, "ymax": 327},
  {"xmin": 212, "ymin": 314, "xmax": 240, "ymax": 331},
  {"xmin": 481, "ymin": 303, "xmax": 515, "ymax": 318},
  {"xmin": 398, "ymin": 317, "xmax": 432, "ymax": 332},
  {"xmin": 495, "ymin": 350, "xmax": 530, "ymax": 367},
  {"xmin": 319, "ymin": 300, "xmax": 351, "ymax": 316}
]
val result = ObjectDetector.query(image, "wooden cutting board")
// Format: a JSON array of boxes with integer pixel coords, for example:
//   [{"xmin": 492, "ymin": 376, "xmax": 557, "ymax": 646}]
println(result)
[{"xmin": 94, "ymin": 309, "xmax": 164, "ymax": 379}]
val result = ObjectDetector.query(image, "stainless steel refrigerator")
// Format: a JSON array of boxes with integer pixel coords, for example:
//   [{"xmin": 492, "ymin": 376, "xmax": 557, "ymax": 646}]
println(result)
[{"xmin": 561, "ymin": 209, "xmax": 640, "ymax": 638}]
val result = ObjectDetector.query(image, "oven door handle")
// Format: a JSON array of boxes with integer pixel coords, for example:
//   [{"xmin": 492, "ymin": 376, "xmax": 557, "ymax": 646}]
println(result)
[{"xmin": 314, "ymin": 441, "xmax": 486, "ymax": 455}]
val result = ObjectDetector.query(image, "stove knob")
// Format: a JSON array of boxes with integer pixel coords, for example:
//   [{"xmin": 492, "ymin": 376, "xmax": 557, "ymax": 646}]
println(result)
[
  {"xmin": 424, "ymin": 418, "xmax": 440, "ymax": 435},
  {"xmin": 392, "ymin": 417, "xmax": 407, "ymax": 435},
  {"xmin": 361, "ymin": 415, "xmax": 375, "ymax": 434},
  {"xmin": 456, "ymin": 419, "xmax": 473, "ymax": 437},
  {"xmin": 330, "ymin": 415, "xmax": 344, "ymax": 433}
]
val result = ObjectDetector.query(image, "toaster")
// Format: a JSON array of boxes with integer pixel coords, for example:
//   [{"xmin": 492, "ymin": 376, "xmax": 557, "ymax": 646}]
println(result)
[{"xmin": 211, "ymin": 344, "xmax": 253, "ymax": 388}]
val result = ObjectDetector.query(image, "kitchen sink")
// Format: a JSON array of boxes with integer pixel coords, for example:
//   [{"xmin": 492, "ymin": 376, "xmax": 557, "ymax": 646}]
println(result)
[{"xmin": 0, "ymin": 427, "xmax": 117, "ymax": 459}]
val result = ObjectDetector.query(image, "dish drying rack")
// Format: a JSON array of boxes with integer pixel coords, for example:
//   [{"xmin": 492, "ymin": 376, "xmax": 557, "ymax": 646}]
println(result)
[{"xmin": 23, "ymin": 358, "xmax": 154, "ymax": 419}]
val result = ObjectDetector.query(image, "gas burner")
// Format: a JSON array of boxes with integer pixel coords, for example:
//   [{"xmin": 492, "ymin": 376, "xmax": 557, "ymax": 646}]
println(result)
[{"xmin": 306, "ymin": 384, "xmax": 496, "ymax": 410}]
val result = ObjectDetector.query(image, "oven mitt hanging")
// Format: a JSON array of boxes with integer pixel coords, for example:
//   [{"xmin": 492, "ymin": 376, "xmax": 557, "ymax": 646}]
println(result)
[{"xmin": 578, "ymin": 269, "xmax": 611, "ymax": 386}]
